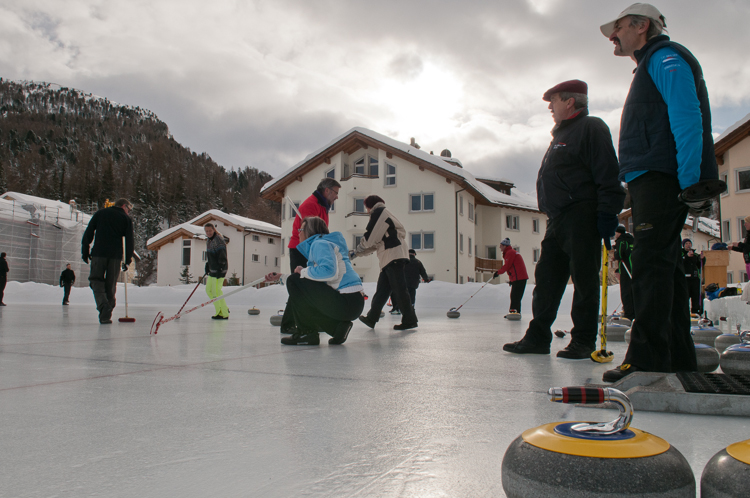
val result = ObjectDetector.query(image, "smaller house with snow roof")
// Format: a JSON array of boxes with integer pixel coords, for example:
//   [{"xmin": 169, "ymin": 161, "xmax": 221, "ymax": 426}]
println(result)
[
  {"xmin": 260, "ymin": 127, "xmax": 545, "ymax": 284},
  {"xmin": 146, "ymin": 210, "xmax": 281, "ymax": 286}
]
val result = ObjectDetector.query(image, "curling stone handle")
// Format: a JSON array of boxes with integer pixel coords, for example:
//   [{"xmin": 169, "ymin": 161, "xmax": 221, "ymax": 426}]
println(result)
[{"xmin": 548, "ymin": 386, "xmax": 633, "ymax": 435}]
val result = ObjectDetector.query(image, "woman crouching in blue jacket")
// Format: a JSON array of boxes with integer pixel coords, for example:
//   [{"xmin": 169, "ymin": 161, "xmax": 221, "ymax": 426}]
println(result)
[{"xmin": 265, "ymin": 216, "xmax": 364, "ymax": 346}]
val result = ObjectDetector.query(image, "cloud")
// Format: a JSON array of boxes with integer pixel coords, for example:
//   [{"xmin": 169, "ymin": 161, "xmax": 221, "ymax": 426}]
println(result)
[{"xmin": 2, "ymin": 0, "xmax": 749, "ymax": 186}]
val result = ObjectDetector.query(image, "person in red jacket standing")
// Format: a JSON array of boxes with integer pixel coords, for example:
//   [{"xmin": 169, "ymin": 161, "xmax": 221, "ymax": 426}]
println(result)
[
  {"xmin": 494, "ymin": 238, "xmax": 529, "ymax": 318},
  {"xmin": 281, "ymin": 178, "xmax": 341, "ymax": 334}
]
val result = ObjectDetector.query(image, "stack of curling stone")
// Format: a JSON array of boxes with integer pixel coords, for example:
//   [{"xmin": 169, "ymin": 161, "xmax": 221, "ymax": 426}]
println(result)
[
  {"xmin": 701, "ymin": 438, "xmax": 750, "ymax": 497},
  {"xmin": 247, "ymin": 307, "xmax": 260, "ymax": 316},
  {"xmin": 501, "ymin": 386, "xmax": 695, "ymax": 497},
  {"xmin": 714, "ymin": 324, "xmax": 742, "ymax": 353},
  {"xmin": 719, "ymin": 331, "xmax": 750, "ymax": 375},
  {"xmin": 691, "ymin": 320, "xmax": 722, "ymax": 346},
  {"xmin": 694, "ymin": 344, "xmax": 720, "ymax": 373},
  {"xmin": 447, "ymin": 307, "xmax": 461, "ymax": 319},
  {"xmin": 269, "ymin": 310, "xmax": 284, "ymax": 326}
]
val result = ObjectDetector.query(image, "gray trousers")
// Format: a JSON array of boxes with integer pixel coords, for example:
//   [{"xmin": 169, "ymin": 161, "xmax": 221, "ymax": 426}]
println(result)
[{"xmin": 89, "ymin": 257, "xmax": 121, "ymax": 320}]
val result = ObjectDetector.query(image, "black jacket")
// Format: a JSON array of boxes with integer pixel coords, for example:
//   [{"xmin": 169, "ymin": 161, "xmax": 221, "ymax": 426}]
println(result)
[
  {"xmin": 682, "ymin": 249, "xmax": 702, "ymax": 278},
  {"xmin": 0, "ymin": 257, "xmax": 8, "ymax": 277},
  {"xmin": 60, "ymin": 268, "xmax": 76, "ymax": 286},
  {"xmin": 404, "ymin": 255, "xmax": 429, "ymax": 289},
  {"xmin": 81, "ymin": 207, "xmax": 134, "ymax": 264},
  {"xmin": 537, "ymin": 109, "xmax": 625, "ymax": 220},
  {"xmin": 204, "ymin": 233, "xmax": 228, "ymax": 278},
  {"xmin": 732, "ymin": 233, "xmax": 750, "ymax": 264}
]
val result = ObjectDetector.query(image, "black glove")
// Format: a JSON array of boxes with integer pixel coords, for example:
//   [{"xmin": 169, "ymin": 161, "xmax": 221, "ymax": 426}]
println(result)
[
  {"xmin": 82, "ymin": 253, "xmax": 89, "ymax": 264},
  {"xmin": 205, "ymin": 262, "xmax": 210, "ymax": 275},
  {"xmin": 493, "ymin": 271, "xmax": 500, "ymax": 279},
  {"xmin": 597, "ymin": 212, "xmax": 618, "ymax": 250},
  {"xmin": 121, "ymin": 263, "xmax": 128, "ymax": 272}
]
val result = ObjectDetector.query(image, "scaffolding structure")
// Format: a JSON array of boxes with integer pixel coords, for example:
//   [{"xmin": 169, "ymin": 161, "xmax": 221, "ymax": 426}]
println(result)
[{"xmin": 0, "ymin": 193, "xmax": 91, "ymax": 287}]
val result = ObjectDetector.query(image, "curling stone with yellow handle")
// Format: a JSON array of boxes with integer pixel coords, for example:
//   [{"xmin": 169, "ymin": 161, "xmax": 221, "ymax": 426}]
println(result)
[
  {"xmin": 700, "ymin": 439, "xmax": 750, "ymax": 497},
  {"xmin": 501, "ymin": 386, "xmax": 695, "ymax": 497}
]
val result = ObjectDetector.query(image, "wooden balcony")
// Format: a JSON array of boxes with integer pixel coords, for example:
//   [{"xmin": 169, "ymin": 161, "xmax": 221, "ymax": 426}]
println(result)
[{"xmin": 475, "ymin": 256, "xmax": 503, "ymax": 273}]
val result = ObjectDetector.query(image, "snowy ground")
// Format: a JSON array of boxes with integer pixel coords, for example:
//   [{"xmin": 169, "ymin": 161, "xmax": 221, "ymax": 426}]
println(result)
[{"xmin": 1, "ymin": 280, "xmax": 748, "ymax": 497}]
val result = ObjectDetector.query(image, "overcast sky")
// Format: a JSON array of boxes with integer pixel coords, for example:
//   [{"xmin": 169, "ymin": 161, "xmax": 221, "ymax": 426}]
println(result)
[{"xmin": 2, "ymin": 0, "xmax": 749, "ymax": 193}]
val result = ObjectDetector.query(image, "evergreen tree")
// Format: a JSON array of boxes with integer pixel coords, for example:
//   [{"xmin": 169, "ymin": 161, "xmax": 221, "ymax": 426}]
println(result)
[{"xmin": 179, "ymin": 265, "xmax": 193, "ymax": 284}]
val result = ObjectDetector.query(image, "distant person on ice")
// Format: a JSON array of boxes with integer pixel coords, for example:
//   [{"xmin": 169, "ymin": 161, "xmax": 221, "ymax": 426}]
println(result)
[
  {"xmin": 60, "ymin": 263, "xmax": 76, "ymax": 305},
  {"xmin": 503, "ymin": 79, "xmax": 625, "ymax": 359},
  {"xmin": 281, "ymin": 178, "xmax": 341, "ymax": 334},
  {"xmin": 730, "ymin": 215, "xmax": 750, "ymax": 280},
  {"xmin": 494, "ymin": 238, "xmax": 528, "ymax": 318},
  {"xmin": 352, "ymin": 195, "xmax": 418, "ymax": 331},
  {"xmin": 389, "ymin": 249, "xmax": 429, "ymax": 315},
  {"xmin": 81, "ymin": 198, "xmax": 134, "ymax": 324},
  {"xmin": 264, "ymin": 216, "xmax": 364, "ymax": 346},
  {"xmin": 0, "ymin": 252, "xmax": 8, "ymax": 306},
  {"xmin": 203, "ymin": 223, "xmax": 229, "ymax": 320},
  {"xmin": 682, "ymin": 239, "xmax": 703, "ymax": 315}
]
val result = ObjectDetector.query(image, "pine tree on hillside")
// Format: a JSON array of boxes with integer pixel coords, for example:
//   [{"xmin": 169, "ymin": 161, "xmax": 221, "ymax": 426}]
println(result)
[{"xmin": 179, "ymin": 265, "xmax": 193, "ymax": 285}]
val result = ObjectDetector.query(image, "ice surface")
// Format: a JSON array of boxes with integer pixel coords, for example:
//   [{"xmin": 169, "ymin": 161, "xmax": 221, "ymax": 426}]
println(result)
[{"xmin": 1, "ymin": 281, "xmax": 747, "ymax": 497}]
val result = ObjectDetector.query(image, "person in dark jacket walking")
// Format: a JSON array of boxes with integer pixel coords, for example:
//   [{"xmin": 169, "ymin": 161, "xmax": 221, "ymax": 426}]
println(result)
[
  {"xmin": 60, "ymin": 263, "xmax": 76, "ymax": 305},
  {"xmin": 600, "ymin": 4, "xmax": 719, "ymax": 382},
  {"xmin": 503, "ymin": 79, "xmax": 625, "ymax": 360},
  {"xmin": 682, "ymin": 239, "xmax": 703, "ymax": 315},
  {"xmin": 494, "ymin": 238, "xmax": 529, "ymax": 317},
  {"xmin": 0, "ymin": 252, "xmax": 8, "ymax": 306},
  {"xmin": 730, "ymin": 215, "xmax": 750, "ymax": 279},
  {"xmin": 613, "ymin": 226, "xmax": 635, "ymax": 320},
  {"xmin": 390, "ymin": 249, "xmax": 430, "ymax": 314},
  {"xmin": 204, "ymin": 223, "xmax": 229, "ymax": 319},
  {"xmin": 81, "ymin": 198, "xmax": 134, "ymax": 323},
  {"xmin": 352, "ymin": 196, "xmax": 417, "ymax": 331}
]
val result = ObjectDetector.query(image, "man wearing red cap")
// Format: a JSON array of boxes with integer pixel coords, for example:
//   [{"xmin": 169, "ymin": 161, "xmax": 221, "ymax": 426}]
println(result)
[
  {"xmin": 600, "ymin": 4, "xmax": 720, "ymax": 382},
  {"xmin": 503, "ymin": 79, "xmax": 624, "ymax": 359}
]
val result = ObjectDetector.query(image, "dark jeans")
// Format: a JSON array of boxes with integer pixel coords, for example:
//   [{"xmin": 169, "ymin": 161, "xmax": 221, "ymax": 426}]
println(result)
[
  {"xmin": 281, "ymin": 248, "xmax": 308, "ymax": 330},
  {"xmin": 509, "ymin": 279, "xmax": 527, "ymax": 313},
  {"xmin": 686, "ymin": 276, "xmax": 702, "ymax": 315},
  {"xmin": 523, "ymin": 203, "xmax": 601, "ymax": 348},
  {"xmin": 286, "ymin": 274, "xmax": 364, "ymax": 334},
  {"xmin": 0, "ymin": 276, "xmax": 6, "ymax": 304},
  {"xmin": 367, "ymin": 260, "xmax": 417, "ymax": 325},
  {"xmin": 619, "ymin": 266, "xmax": 635, "ymax": 319},
  {"xmin": 88, "ymin": 257, "xmax": 121, "ymax": 320},
  {"xmin": 390, "ymin": 286, "xmax": 417, "ymax": 312},
  {"xmin": 624, "ymin": 172, "xmax": 696, "ymax": 373},
  {"xmin": 63, "ymin": 284, "xmax": 72, "ymax": 304}
]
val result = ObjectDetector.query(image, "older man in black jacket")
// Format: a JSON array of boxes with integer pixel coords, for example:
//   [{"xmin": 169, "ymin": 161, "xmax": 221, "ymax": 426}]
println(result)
[
  {"xmin": 81, "ymin": 198, "xmax": 134, "ymax": 323},
  {"xmin": 504, "ymin": 79, "xmax": 625, "ymax": 359}
]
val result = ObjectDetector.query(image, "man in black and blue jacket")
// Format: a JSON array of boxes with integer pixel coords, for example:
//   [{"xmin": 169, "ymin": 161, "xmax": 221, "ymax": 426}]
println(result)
[{"xmin": 600, "ymin": 4, "xmax": 719, "ymax": 381}]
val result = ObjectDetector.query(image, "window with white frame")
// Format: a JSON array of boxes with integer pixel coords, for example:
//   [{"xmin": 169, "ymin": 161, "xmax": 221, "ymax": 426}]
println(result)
[
  {"xmin": 411, "ymin": 232, "xmax": 435, "ymax": 251},
  {"xmin": 353, "ymin": 234, "xmax": 364, "ymax": 248},
  {"xmin": 275, "ymin": 257, "xmax": 279, "ymax": 267},
  {"xmin": 252, "ymin": 235, "xmax": 260, "ymax": 242},
  {"xmin": 740, "ymin": 217, "xmax": 749, "ymax": 240},
  {"xmin": 720, "ymin": 171, "xmax": 729, "ymax": 196},
  {"xmin": 252, "ymin": 254, "xmax": 259, "ymax": 263},
  {"xmin": 737, "ymin": 168, "xmax": 750, "ymax": 192},
  {"xmin": 506, "ymin": 214, "xmax": 520, "ymax": 231},
  {"xmin": 410, "ymin": 193, "xmax": 435, "ymax": 212},
  {"xmin": 722, "ymin": 220, "xmax": 731, "ymax": 243},
  {"xmin": 468, "ymin": 203, "xmax": 474, "ymax": 221},
  {"xmin": 325, "ymin": 167, "xmax": 335, "ymax": 179},
  {"xmin": 264, "ymin": 255, "xmax": 267, "ymax": 266},
  {"xmin": 741, "ymin": 270, "xmax": 748, "ymax": 283},
  {"xmin": 353, "ymin": 155, "xmax": 379, "ymax": 176},
  {"xmin": 353, "ymin": 198, "xmax": 366, "ymax": 213},
  {"xmin": 182, "ymin": 239, "xmax": 191, "ymax": 266},
  {"xmin": 281, "ymin": 239, "xmax": 285, "ymax": 255},
  {"xmin": 385, "ymin": 162, "xmax": 396, "ymax": 186},
  {"xmin": 533, "ymin": 248, "xmax": 540, "ymax": 264},
  {"xmin": 727, "ymin": 271, "xmax": 734, "ymax": 284},
  {"xmin": 532, "ymin": 218, "xmax": 540, "ymax": 234},
  {"xmin": 468, "ymin": 237, "xmax": 472, "ymax": 256},
  {"xmin": 487, "ymin": 246, "xmax": 497, "ymax": 259},
  {"xmin": 281, "ymin": 201, "xmax": 286, "ymax": 220},
  {"xmin": 290, "ymin": 202, "xmax": 300, "ymax": 219},
  {"xmin": 459, "ymin": 195, "xmax": 463, "ymax": 215},
  {"xmin": 460, "ymin": 276, "xmax": 464, "ymax": 284},
  {"xmin": 459, "ymin": 233, "xmax": 464, "ymax": 253},
  {"xmin": 268, "ymin": 238, "xmax": 274, "ymax": 244},
  {"xmin": 202, "ymin": 251, "xmax": 207, "ymax": 262}
]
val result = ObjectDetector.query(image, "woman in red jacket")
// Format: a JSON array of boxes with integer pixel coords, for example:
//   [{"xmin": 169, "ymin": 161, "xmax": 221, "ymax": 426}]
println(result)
[{"xmin": 494, "ymin": 238, "xmax": 529, "ymax": 318}]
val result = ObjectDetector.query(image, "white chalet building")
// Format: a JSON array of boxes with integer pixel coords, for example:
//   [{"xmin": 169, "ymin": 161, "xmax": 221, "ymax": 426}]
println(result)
[
  {"xmin": 147, "ymin": 210, "xmax": 281, "ymax": 286},
  {"xmin": 260, "ymin": 127, "xmax": 545, "ymax": 284}
]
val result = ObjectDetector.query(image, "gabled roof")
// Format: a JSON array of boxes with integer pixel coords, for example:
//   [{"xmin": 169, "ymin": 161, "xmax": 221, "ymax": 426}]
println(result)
[
  {"xmin": 0, "ymin": 191, "xmax": 92, "ymax": 226},
  {"xmin": 146, "ymin": 210, "xmax": 281, "ymax": 251},
  {"xmin": 714, "ymin": 112, "xmax": 750, "ymax": 164},
  {"xmin": 260, "ymin": 127, "xmax": 540, "ymax": 212}
]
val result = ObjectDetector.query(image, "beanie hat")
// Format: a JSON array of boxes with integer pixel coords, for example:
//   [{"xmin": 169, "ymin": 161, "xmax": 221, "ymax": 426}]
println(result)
[
  {"xmin": 500, "ymin": 238, "xmax": 511, "ymax": 246},
  {"xmin": 615, "ymin": 225, "xmax": 626, "ymax": 234},
  {"xmin": 682, "ymin": 238, "xmax": 691, "ymax": 247}
]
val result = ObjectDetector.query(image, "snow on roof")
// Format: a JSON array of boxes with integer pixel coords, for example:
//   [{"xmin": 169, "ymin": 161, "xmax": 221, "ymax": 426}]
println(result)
[
  {"xmin": 0, "ymin": 191, "xmax": 92, "ymax": 225},
  {"xmin": 716, "ymin": 112, "xmax": 750, "ymax": 143},
  {"xmin": 686, "ymin": 215, "xmax": 721, "ymax": 238},
  {"xmin": 261, "ymin": 127, "xmax": 540, "ymax": 212},
  {"xmin": 147, "ymin": 210, "xmax": 281, "ymax": 248}
]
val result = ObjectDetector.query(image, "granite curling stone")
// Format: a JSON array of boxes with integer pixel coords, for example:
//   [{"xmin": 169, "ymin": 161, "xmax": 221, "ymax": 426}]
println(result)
[
  {"xmin": 691, "ymin": 324, "xmax": 722, "ymax": 346},
  {"xmin": 605, "ymin": 323, "xmax": 629, "ymax": 342},
  {"xmin": 719, "ymin": 343, "xmax": 750, "ymax": 375},
  {"xmin": 247, "ymin": 307, "xmax": 260, "ymax": 316},
  {"xmin": 714, "ymin": 333, "xmax": 740, "ymax": 353},
  {"xmin": 694, "ymin": 344, "xmax": 720, "ymax": 373},
  {"xmin": 501, "ymin": 386, "xmax": 695, "ymax": 498},
  {"xmin": 269, "ymin": 310, "xmax": 284, "ymax": 326},
  {"xmin": 701, "ymin": 439, "xmax": 750, "ymax": 498},
  {"xmin": 447, "ymin": 308, "xmax": 460, "ymax": 319}
]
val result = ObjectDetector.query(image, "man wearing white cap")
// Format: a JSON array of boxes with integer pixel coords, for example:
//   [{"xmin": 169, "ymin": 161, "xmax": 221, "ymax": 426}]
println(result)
[{"xmin": 600, "ymin": 4, "xmax": 720, "ymax": 382}]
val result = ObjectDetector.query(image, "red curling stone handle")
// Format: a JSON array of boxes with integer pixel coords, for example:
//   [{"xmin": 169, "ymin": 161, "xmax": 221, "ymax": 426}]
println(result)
[{"xmin": 548, "ymin": 387, "xmax": 605, "ymax": 405}]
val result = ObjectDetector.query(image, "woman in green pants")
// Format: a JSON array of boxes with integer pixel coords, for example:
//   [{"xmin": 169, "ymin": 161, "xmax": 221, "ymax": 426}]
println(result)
[{"xmin": 204, "ymin": 223, "xmax": 229, "ymax": 319}]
